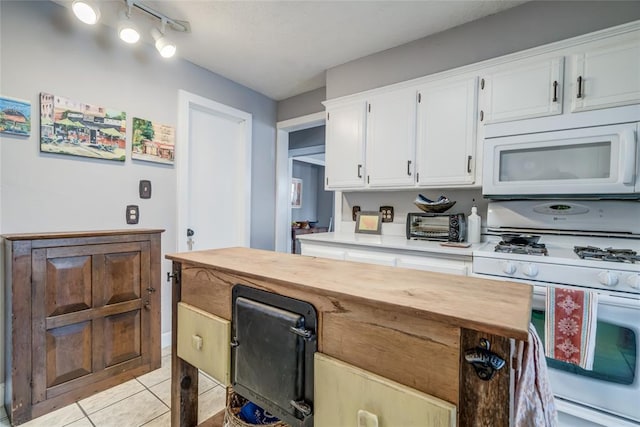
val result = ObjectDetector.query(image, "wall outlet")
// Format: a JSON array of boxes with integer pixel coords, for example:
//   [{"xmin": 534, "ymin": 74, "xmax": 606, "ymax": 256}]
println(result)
[
  {"xmin": 126, "ymin": 205, "xmax": 139, "ymax": 224},
  {"xmin": 380, "ymin": 206, "xmax": 394, "ymax": 222},
  {"xmin": 352, "ymin": 206, "xmax": 361, "ymax": 221}
]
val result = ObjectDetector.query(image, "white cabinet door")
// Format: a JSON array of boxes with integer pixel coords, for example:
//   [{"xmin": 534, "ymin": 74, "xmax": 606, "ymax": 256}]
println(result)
[
  {"xmin": 365, "ymin": 89, "xmax": 417, "ymax": 188},
  {"xmin": 315, "ymin": 353, "xmax": 456, "ymax": 427},
  {"xmin": 416, "ymin": 76, "xmax": 478, "ymax": 186},
  {"xmin": 396, "ymin": 255, "xmax": 468, "ymax": 276},
  {"xmin": 481, "ymin": 57, "xmax": 564, "ymax": 123},
  {"xmin": 571, "ymin": 38, "xmax": 640, "ymax": 112},
  {"xmin": 325, "ymin": 102, "xmax": 367, "ymax": 189}
]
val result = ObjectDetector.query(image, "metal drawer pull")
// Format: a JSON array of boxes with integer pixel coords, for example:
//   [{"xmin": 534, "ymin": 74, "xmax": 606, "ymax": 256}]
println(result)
[
  {"xmin": 191, "ymin": 334, "xmax": 203, "ymax": 351},
  {"xmin": 407, "ymin": 160, "xmax": 412, "ymax": 176},
  {"xmin": 467, "ymin": 155, "xmax": 472, "ymax": 174},
  {"xmin": 552, "ymin": 80, "xmax": 558, "ymax": 102},
  {"xmin": 577, "ymin": 76, "xmax": 583, "ymax": 98},
  {"xmin": 357, "ymin": 164, "xmax": 362, "ymax": 178},
  {"xmin": 357, "ymin": 409, "xmax": 379, "ymax": 427}
]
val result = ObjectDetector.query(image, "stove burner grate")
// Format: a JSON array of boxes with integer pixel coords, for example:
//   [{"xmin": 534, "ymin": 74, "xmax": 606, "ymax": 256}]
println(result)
[
  {"xmin": 494, "ymin": 242, "xmax": 548, "ymax": 256},
  {"xmin": 574, "ymin": 246, "xmax": 640, "ymax": 263}
]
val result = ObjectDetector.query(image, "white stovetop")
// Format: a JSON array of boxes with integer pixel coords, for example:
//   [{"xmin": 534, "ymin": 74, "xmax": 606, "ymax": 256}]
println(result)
[
  {"xmin": 474, "ymin": 234, "xmax": 640, "ymax": 272},
  {"xmin": 296, "ymin": 231, "xmax": 476, "ymax": 257}
]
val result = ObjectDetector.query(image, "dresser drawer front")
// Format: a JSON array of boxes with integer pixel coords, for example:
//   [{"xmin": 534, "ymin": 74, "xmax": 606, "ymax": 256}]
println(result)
[
  {"xmin": 314, "ymin": 353, "xmax": 456, "ymax": 427},
  {"xmin": 177, "ymin": 302, "xmax": 230, "ymax": 385}
]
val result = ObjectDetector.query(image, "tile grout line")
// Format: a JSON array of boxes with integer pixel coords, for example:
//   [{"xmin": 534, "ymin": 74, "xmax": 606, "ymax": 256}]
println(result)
[{"xmin": 71, "ymin": 402, "xmax": 96, "ymax": 427}]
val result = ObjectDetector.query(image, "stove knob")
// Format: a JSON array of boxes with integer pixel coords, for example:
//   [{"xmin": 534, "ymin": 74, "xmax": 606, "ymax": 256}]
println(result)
[
  {"xmin": 522, "ymin": 263, "xmax": 538, "ymax": 278},
  {"xmin": 598, "ymin": 271, "xmax": 619, "ymax": 287},
  {"xmin": 626, "ymin": 274, "xmax": 640, "ymax": 290},
  {"xmin": 501, "ymin": 261, "xmax": 517, "ymax": 275}
]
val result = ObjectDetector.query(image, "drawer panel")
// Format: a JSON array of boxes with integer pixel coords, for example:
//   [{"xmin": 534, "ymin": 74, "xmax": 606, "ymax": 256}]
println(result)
[
  {"xmin": 314, "ymin": 353, "xmax": 456, "ymax": 427},
  {"xmin": 177, "ymin": 302, "xmax": 230, "ymax": 385}
]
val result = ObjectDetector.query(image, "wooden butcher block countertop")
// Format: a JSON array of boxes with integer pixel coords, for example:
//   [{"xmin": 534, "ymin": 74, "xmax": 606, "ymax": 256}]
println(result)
[{"xmin": 166, "ymin": 246, "xmax": 532, "ymax": 341}]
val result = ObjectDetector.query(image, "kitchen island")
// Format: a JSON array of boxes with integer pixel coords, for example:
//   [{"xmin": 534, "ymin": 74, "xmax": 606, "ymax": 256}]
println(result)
[{"xmin": 166, "ymin": 247, "xmax": 532, "ymax": 427}]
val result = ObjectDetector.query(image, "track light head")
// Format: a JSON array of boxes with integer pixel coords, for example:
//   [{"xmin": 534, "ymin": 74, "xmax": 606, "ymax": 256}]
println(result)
[
  {"xmin": 118, "ymin": 10, "xmax": 140, "ymax": 44},
  {"xmin": 72, "ymin": 0, "xmax": 101, "ymax": 25},
  {"xmin": 151, "ymin": 28, "xmax": 177, "ymax": 58}
]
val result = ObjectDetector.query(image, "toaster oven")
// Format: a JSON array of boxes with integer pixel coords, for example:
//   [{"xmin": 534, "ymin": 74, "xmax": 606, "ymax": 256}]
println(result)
[{"xmin": 406, "ymin": 212, "xmax": 466, "ymax": 242}]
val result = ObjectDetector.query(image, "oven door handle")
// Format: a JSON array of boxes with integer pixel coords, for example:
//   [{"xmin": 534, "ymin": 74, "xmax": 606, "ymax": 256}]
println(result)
[{"xmin": 620, "ymin": 129, "xmax": 636, "ymax": 185}]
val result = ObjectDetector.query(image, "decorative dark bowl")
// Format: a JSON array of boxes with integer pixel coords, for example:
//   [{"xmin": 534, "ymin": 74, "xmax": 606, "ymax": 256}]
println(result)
[{"xmin": 414, "ymin": 200, "xmax": 456, "ymax": 213}]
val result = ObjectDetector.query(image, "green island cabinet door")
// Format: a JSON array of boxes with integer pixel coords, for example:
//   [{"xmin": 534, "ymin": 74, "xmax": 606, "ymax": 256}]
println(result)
[
  {"xmin": 314, "ymin": 353, "xmax": 457, "ymax": 427},
  {"xmin": 177, "ymin": 302, "xmax": 231, "ymax": 385}
]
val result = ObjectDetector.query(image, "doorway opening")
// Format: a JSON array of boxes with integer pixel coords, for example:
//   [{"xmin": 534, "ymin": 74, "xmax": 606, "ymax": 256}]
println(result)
[
  {"xmin": 275, "ymin": 113, "xmax": 333, "ymax": 253},
  {"xmin": 289, "ymin": 126, "xmax": 333, "ymax": 253}
]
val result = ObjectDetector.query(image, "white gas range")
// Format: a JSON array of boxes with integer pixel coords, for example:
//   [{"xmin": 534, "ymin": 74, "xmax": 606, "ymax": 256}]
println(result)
[{"xmin": 472, "ymin": 200, "xmax": 640, "ymax": 427}]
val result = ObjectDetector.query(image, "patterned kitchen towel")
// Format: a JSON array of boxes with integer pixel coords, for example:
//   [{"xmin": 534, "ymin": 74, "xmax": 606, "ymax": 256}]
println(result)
[{"xmin": 545, "ymin": 287, "xmax": 598, "ymax": 370}]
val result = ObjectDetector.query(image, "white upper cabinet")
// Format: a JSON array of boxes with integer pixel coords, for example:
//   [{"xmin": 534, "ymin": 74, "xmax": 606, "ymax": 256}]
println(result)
[
  {"xmin": 480, "ymin": 57, "xmax": 564, "ymax": 124},
  {"xmin": 571, "ymin": 37, "xmax": 640, "ymax": 113},
  {"xmin": 365, "ymin": 89, "xmax": 417, "ymax": 188},
  {"xmin": 416, "ymin": 76, "xmax": 478, "ymax": 186},
  {"xmin": 325, "ymin": 101, "xmax": 367, "ymax": 189}
]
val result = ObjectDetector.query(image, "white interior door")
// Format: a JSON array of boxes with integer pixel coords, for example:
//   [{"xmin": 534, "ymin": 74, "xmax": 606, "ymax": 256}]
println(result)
[{"xmin": 177, "ymin": 90, "xmax": 252, "ymax": 252}]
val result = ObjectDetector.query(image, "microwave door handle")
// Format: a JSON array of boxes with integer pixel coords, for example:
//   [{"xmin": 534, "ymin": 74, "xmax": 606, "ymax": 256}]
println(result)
[{"xmin": 620, "ymin": 129, "xmax": 636, "ymax": 185}]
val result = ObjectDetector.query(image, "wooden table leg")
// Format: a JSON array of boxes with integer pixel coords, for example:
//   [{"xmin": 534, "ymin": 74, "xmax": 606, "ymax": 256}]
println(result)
[{"xmin": 171, "ymin": 262, "xmax": 199, "ymax": 426}]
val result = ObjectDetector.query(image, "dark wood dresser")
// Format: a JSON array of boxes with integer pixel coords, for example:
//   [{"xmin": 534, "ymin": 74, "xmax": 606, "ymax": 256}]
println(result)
[{"xmin": 3, "ymin": 229, "xmax": 164, "ymax": 425}]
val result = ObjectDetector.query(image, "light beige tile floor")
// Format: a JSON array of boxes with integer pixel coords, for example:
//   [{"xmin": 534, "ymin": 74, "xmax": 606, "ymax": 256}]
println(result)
[{"xmin": 1, "ymin": 347, "xmax": 226, "ymax": 427}]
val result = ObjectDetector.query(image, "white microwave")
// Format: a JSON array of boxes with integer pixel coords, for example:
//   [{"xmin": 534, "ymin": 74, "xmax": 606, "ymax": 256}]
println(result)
[{"xmin": 483, "ymin": 122, "xmax": 639, "ymax": 199}]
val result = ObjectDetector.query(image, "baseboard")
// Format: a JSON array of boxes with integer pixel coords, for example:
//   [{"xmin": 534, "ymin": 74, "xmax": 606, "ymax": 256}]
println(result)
[{"xmin": 161, "ymin": 331, "xmax": 171, "ymax": 350}]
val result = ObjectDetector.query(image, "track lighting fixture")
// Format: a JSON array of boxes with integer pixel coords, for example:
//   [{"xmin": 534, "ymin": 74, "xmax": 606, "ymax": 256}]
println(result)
[
  {"xmin": 71, "ymin": 0, "xmax": 100, "ymax": 25},
  {"xmin": 71, "ymin": 0, "xmax": 189, "ymax": 58},
  {"xmin": 151, "ymin": 27, "xmax": 177, "ymax": 58}
]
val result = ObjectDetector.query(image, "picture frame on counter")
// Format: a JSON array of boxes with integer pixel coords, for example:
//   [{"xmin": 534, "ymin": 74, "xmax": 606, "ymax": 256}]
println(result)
[{"xmin": 354, "ymin": 211, "xmax": 382, "ymax": 235}]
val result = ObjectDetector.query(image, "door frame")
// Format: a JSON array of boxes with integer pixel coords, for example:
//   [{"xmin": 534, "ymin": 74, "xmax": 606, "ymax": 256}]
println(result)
[
  {"xmin": 275, "ymin": 112, "xmax": 325, "ymax": 253},
  {"xmin": 176, "ymin": 90, "xmax": 253, "ymax": 252}
]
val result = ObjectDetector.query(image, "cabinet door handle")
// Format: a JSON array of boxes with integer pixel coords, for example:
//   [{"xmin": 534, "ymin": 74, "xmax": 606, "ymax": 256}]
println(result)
[
  {"xmin": 407, "ymin": 160, "xmax": 412, "ymax": 176},
  {"xmin": 577, "ymin": 76, "xmax": 583, "ymax": 99},
  {"xmin": 467, "ymin": 155, "xmax": 472, "ymax": 173},
  {"xmin": 552, "ymin": 80, "xmax": 558, "ymax": 102},
  {"xmin": 479, "ymin": 110, "xmax": 484, "ymax": 121},
  {"xmin": 357, "ymin": 164, "xmax": 362, "ymax": 178}
]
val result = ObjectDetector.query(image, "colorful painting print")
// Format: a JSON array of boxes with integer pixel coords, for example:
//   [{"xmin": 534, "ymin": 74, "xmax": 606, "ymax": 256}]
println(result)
[
  {"xmin": 132, "ymin": 117, "xmax": 175, "ymax": 165},
  {"xmin": 0, "ymin": 96, "xmax": 31, "ymax": 136},
  {"xmin": 40, "ymin": 92, "xmax": 127, "ymax": 161}
]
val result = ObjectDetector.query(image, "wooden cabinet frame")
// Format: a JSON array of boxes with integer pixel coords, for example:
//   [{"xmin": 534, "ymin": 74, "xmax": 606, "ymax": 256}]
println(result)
[{"xmin": 3, "ymin": 230, "xmax": 163, "ymax": 425}]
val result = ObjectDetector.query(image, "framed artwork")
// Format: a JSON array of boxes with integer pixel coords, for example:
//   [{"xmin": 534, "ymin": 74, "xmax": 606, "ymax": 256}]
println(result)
[
  {"xmin": 40, "ymin": 92, "xmax": 126, "ymax": 161},
  {"xmin": 132, "ymin": 117, "xmax": 175, "ymax": 165},
  {"xmin": 0, "ymin": 96, "xmax": 31, "ymax": 136},
  {"xmin": 355, "ymin": 211, "xmax": 382, "ymax": 234},
  {"xmin": 291, "ymin": 178, "xmax": 303, "ymax": 208}
]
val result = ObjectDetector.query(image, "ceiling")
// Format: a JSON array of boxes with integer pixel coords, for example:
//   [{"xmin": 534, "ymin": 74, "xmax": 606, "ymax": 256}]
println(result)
[{"xmin": 55, "ymin": 1, "xmax": 528, "ymax": 101}]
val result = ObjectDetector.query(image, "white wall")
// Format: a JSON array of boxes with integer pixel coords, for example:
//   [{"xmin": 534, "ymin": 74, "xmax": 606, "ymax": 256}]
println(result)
[{"xmin": 0, "ymin": 0, "xmax": 277, "ymax": 386}]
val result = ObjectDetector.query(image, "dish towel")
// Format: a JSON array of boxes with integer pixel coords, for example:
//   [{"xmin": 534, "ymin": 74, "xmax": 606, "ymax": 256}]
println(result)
[
  {"xmin": 514, "ymin": 323, "xmax": 558, "ymax": 427},
  {"xmin": 545, "ymin": 287, "xmax": 598, "ymax": 370}
]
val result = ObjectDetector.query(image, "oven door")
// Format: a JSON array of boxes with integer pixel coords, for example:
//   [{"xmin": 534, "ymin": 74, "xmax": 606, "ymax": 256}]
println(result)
[
  {"xmin": 531, "ymin": 284, "xmax": 640, "ymax": 424},
  {"xmin": 483, "ymin": 123, "xmax": 638, "ymax": 198}
]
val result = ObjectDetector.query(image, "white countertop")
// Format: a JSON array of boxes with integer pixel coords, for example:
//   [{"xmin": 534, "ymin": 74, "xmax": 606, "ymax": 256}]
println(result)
[{"xmin": 296, "ymin": 232, "xmax": 478, "ymax": 257}]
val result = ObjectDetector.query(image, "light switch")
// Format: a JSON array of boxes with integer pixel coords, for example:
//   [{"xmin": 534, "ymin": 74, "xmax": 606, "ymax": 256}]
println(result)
[
  {"xmin": 352, "ymin": 206, "xmax": 361, "ymax": 221},
  {"xmin": 126, "ymin": 205, "xmax": 139, "ymax": 224},
  {"xmin": 139, "ymin": 180, "xmax": 151, "ymax": 199},
  {"xmin": 192, "ymin": 334, "xmax": 203, "ymax": 351}
]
